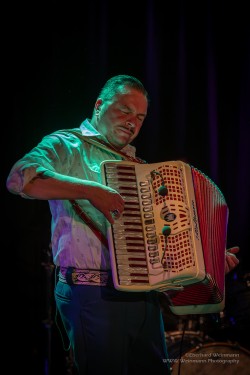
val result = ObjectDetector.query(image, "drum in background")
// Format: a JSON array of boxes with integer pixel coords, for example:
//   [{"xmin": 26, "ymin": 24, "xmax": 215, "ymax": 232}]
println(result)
[
  {"xmin": 200, "ymin": 273, "xmax": 250, "ymax": 351},
  {"xmin": 165, "ymin": 330, "xmax": 210, "ymax": 361},
  {"xmin": 170, "ymin": 342, "xmax": 250, "ymax": 375}
]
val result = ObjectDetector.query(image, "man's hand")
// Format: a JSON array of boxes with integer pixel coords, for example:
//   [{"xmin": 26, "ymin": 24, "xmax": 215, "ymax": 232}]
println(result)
[
  {"xmin": 87, "ymin": 184, "xmax": 125, "ymax": 224},
  {"xmin": 225, "ymin": 246, "xmax": 240, "ymax": 274}
]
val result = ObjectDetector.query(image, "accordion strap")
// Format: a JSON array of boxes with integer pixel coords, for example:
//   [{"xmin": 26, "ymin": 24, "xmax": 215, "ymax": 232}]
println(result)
[
  {"xmin": 81, "ymin": 136, "xmax": 146, "ymax": 164},
  {"xmin": 70, "ymin": 137, "xmax": 145, "ymax": 248},
  {"xmin": 70, "ymin": 199, "xmax": 109, "ymax": 248}
]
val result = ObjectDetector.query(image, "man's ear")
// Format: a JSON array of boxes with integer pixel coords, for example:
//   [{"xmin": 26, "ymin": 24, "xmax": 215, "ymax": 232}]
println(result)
[{"xmin": 95, "ymin": 98, "xmax": 103, "ymax": 111}]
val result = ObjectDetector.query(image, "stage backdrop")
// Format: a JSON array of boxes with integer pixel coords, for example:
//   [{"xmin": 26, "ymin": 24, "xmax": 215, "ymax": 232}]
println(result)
[{"xmin": 4, "ymin": 1, "xmax": 249, "ymax": 374}]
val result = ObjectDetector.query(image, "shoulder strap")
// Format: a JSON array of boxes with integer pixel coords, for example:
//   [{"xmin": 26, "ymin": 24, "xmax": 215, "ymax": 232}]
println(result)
[
  {"xmin": 70, "ymin": 199, "xmax": 109, "ymax": 248},
  {"xmin": 81, "ymin": 136, "xmax": 146, "ymax": 164},
  {"xmin": 65, "ymin": 130, "xmax": 147, "ymax": 164}
]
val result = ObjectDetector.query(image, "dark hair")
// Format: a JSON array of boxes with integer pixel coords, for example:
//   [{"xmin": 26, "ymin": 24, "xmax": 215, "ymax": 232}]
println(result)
[{"xmin": 98, "ymin": 74, "xmax": 149, "ymax": 102}]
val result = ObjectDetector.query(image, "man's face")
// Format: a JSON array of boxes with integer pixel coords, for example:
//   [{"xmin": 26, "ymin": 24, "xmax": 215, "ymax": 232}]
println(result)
[{"xmin": 95, "ymin": 88, "xmax": 148, "ymax": 149}]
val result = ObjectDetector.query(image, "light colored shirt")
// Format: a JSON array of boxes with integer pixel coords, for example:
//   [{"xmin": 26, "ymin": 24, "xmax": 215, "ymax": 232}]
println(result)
[{"xmin": 6, "ymin": 119, "xmax": 137, "ymax": 270}]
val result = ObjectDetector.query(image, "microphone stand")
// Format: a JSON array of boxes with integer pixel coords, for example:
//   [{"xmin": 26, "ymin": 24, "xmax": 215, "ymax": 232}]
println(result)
[
  {"xmin": 41, "ymin": 244, "xmax": 55, "ymax": 375},
  {"xmin": 41, "ymin": 244, "xmax": 75, "ymax": 375}
]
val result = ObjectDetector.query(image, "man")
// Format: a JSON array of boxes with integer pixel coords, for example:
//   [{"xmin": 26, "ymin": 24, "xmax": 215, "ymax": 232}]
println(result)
[{"xmin": 6, "ymin": 74, "xmax": 239, "ymax": 374}]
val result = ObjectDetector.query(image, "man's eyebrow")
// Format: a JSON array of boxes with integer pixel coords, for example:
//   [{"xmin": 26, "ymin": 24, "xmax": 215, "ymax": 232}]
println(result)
[
  {"xmin": 120, "ymin": 104, "xmax": 147, "ymax": 118},
  {"xmin": 120, "ymin": 104, "xmax": 130, "ymax": 110}
]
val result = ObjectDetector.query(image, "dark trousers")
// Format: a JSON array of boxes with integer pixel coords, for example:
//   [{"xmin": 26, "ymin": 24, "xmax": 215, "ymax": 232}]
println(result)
[{"xmin": 55, "ymin": 281, "xmax": 170, "ymax": 375}]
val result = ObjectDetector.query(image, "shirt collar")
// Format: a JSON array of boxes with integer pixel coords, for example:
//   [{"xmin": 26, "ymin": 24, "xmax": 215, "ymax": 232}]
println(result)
[
  {"xmin": 79, "ymin": 119, "xmax": 136, "ymax": 157},
  {"xmin": 80, "ymin": 119, "xmax": 101, "ymax": 137}
]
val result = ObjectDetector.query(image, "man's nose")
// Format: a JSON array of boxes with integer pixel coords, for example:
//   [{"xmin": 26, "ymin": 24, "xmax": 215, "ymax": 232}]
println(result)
[{"xmin": 126, "ymin": 121, "xmax": 135, "ymax": 129}]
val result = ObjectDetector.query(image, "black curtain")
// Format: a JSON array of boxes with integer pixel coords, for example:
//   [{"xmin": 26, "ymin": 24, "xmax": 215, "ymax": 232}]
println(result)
[{"xmin": 4, "ymin": 1, "xmax": 250, "ymax": 374}]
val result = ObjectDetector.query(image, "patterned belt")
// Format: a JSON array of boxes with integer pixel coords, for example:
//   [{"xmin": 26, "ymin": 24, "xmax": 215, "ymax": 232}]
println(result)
[{"xmin": 59, "ymin": 267, "xmax": 113, "ymax": 286}]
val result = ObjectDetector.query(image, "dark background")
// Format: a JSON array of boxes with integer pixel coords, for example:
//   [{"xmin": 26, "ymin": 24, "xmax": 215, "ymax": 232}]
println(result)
[{"xmin": 4, "ymin": 1, "xmax": 250, "ymax": 374}]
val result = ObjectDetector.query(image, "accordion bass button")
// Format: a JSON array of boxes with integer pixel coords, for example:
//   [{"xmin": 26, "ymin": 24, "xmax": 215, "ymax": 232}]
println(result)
[
  {"xmin": 140, "ymin": 187, "xmax": 151, "ymax": 193},
  {"xmin": 148, "ymin": 245, "xmax": 158, "ymax": 251},
  {"xmin": 147, "ymin": 239, "xmax": 157, "ymax": 244},
  {"xmin": 145, "ymin": 225, "xmax": 156, "ymax": 232},
  {"xmin": 144, "ymin": 219, "xmax": 155, "ymax": 225},
  {"xmin": 144, "ymin": 212, "xmax": 154, "ymax": 218},
  {"xmin": 140, "ymin": 181, "xmax": 150, "ymax": 186},
  {"xmin": 149, "ymin": 257, "xmax": 160, "ymax": 264},
  {"xmin": 141, "ymin": 193, "xmax": 152, "ymax": 199},
  {"xmin": 142, "ymin": 199, "xmax": 152, "ymax": 205},
  {"xmin": 143, "ymin": 206, "xmax": 153, "ymax": 212},
  {"xmin": 149, "ymin": 251, "xmax": 159, "ymax": 257},
  {"xmin": 146, "ymin": 232, "xmax": 156, "ymax": 238}
]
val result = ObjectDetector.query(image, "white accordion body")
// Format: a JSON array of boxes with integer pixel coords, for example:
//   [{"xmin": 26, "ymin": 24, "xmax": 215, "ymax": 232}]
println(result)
[{"xmin": 101, "ymin": 160, "xmax": 228, "ymax": 314}]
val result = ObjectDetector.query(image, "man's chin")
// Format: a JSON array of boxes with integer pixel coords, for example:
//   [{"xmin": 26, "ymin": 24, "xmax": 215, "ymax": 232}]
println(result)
[{"xmin": 108, "ymin": 137, "xmax": 131, "ymax": 150}]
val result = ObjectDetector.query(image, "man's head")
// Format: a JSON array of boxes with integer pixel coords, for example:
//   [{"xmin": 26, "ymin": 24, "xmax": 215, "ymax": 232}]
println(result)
[{"xmin": 91, "ymin": 75, "xmax": 149, "ymax": 150}]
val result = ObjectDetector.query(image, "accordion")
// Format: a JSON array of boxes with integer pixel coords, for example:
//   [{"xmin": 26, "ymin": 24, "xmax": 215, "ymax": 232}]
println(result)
[{"xmin": 101, "ymin": 160, "xmax": 229, "ymax": 314}]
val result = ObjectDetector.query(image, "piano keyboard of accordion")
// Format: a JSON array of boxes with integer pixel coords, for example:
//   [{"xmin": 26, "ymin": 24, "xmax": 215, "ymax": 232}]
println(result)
[{"xmin": 101, "ymin": 160, "xmax": 229, "ymax": 314}]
